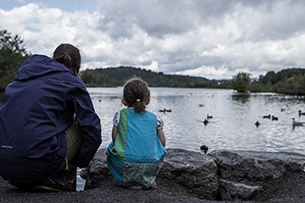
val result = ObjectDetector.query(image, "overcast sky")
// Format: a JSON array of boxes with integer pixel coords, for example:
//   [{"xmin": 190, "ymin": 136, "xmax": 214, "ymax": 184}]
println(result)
[{"xmin": 1, "ymin": 0, "xmax": 305, "ymax": 80}]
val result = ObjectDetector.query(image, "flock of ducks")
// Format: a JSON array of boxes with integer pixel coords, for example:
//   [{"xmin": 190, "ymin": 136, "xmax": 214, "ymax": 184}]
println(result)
[
  {"xmin": 157, "ymin": 106, "xmax": 304, "ymax": 154},
  {"xmin": 255, "ymin": 114, "xmax": 278, "ymax": 127},
  {"xmin": 200, "ymin": 109, "xmax": 305, "ymax": 154},
  {"xmin": 255, "ymin": 110, "xmax": 305, "ymax": 129}
]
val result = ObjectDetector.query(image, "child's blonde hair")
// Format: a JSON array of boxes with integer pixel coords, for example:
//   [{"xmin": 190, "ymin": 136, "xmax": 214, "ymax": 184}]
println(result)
[{"xmin": 123, "ymin": 77, "xmax": 150, "ymax": 112}]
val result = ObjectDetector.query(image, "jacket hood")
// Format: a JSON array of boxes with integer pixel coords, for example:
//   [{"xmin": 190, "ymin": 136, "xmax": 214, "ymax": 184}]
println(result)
[{"xmin": 15, "ymin": 54, "xmax": 77, "ymax": 81}]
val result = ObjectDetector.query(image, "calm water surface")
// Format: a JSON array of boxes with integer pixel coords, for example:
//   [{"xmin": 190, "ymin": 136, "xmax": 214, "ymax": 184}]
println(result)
[{"xmin": 89, "ymin": 87, "xmax": 305, "ymax": 155}]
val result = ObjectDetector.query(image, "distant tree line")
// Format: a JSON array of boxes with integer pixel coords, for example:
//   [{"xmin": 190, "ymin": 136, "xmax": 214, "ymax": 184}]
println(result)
[
  {"xmin": 80, "ymin": 66, "xmax": 230, "ymax": 88},
  {"xmin": 81, "ymin": 67, "xmax": 305, "ymax": 95},
  {"xmin": 232, "ymin": 68, "xmax": 305, "ymax": 95}
]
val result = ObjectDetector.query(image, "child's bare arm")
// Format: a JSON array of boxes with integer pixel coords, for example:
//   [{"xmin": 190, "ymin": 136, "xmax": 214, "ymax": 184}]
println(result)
[
  {"xmin": 112, "ymin": 126, "xmax": 118, "ymax": 143},
  {"xmin": 157, "ymin": 129, "xmax": 166, "ymax": 147}
]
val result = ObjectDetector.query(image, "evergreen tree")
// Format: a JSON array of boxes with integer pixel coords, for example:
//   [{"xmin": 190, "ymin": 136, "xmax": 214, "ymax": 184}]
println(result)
[{"xmin": 0, "ymin": 29, "xmax": 30, "ymax": 90}]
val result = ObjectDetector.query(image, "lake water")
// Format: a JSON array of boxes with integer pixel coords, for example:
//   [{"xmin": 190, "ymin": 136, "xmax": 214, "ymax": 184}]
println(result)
[{"xmin": 89, "ymin": 87, "xmax": 305, "ymax": 155}]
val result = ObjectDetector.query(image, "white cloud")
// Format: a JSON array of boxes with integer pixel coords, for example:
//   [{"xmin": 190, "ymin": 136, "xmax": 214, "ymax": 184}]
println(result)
[
  {"xmin": 176, "ymin": 66, "xmax": 230, "ymax": 80},
  {"xmin": 1, "ymin": 0, "xmax": 305, "ymax": 80},
  {"xmin": 141, "ymin": 61, "xmax": 159, "ymax": 72}
]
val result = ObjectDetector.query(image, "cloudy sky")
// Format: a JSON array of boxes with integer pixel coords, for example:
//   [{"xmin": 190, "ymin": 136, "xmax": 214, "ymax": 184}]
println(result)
[{"xmin": 1, "ymin": 0, "xmax": 305, "ymax": 80}]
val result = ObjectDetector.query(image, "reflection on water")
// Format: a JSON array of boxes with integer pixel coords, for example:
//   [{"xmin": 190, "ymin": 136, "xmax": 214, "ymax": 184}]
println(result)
[
  {"xmin": 232, "ymin": 93, "xmax": 250, "ymax": 103},
  {"xmin": 89, "ymin": 87, "xmax": 305, "ymax": 155}
]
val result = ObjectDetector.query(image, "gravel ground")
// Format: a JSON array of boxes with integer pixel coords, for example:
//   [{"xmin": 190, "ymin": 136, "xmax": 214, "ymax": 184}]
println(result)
[{"xmin": 1, "ymin": 172, "xmax": 305, "ymax": 203}]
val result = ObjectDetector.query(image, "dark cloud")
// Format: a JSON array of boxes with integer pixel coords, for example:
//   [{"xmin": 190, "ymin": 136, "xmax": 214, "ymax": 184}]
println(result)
[
  {"xmin": 97, "ymin": 16, "xmax": 136, "ymax": 39},
  {"xmin": 98, "ymin": 0, "xmax": 198, "ymax": 38},
  {"xmin": 97, "ymin": 0, "xmax": 305, "ymax": 41}
]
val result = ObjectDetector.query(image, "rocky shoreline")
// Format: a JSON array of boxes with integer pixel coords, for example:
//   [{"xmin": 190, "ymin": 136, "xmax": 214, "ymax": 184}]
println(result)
[{"xmin": 1, "ymin": 148, "xmax": 305, "ymax": 202}]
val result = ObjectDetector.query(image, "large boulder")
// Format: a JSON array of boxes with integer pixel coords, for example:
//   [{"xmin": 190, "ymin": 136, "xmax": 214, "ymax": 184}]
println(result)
[
  {"xmin": 209, "ymin": 150, "xmax": 305, "ymax": 200},
  {"xmin": 158, "ymin": 148, "xmax": 219, "ymax": 200},
  {"xmin": 208, "ymin": 150, "xmax": 305, "ymax": 181},
  {"xmin": 83, "ymin": 148, "xmax": 305, "ymax": 201}
]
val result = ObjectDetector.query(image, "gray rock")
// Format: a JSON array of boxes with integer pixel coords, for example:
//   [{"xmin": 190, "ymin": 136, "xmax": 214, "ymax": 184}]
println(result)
[
  {"xmin": 219, "ymin": 179, "xmax": 262, "ymax": 200},
  {"xmin": 84, "ymin": 148, "xmax": 111, "ymax": 189},
  {"xmin": 208, "ymin": 150, "xmax": 305, "ymax": 182},
  {"xmin": 158, "ymin": 148, "xmax": 219, "ymax": 200}
]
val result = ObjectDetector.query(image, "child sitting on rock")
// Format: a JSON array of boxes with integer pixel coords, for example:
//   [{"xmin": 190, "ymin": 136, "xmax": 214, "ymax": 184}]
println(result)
[{"xmin": 107, "ymin": 77, "xmax": 167, "ymax": 189}]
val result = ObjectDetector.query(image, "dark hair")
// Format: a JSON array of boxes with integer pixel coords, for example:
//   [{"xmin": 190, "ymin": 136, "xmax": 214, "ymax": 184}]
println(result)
[
  {"xmin": 123, "ymin": 77, "xmax": 150, "ymax": 112},
  {"xmin": 53, "ymin": 44, "xmax": 81, "ymax": 71}
]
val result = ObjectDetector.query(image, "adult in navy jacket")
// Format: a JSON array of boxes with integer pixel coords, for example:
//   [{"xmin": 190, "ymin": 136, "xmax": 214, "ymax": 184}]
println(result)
[{"xmin": 0, "ymin": 44, "xmax": 101, "ymax": 191}]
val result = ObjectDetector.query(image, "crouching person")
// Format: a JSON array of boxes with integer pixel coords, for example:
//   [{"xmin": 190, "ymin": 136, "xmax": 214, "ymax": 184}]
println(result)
[{"xmin": 0, "ymin": 44, "xmax": 102, "ymax": 192}]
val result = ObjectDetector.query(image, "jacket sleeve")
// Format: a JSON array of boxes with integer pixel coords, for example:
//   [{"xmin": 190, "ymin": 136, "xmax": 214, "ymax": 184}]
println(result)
[{"xmin": 71, "ymin": 85, "xmax": 102, "ymax": 168}]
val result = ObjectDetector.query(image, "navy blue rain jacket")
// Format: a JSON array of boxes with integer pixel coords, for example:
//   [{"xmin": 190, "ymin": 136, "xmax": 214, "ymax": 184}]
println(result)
[{"xmin": 0, "ymin": 54, "xmax": 102, "ymax": 184}]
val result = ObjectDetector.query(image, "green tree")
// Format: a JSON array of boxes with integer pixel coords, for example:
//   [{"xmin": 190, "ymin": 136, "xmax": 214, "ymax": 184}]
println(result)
[
  {"xmin": 260, "ymin": 71, "xmax": 276, "ymax": 84},
  {"xmin": 80, "ymin": 69, "xmax": 109, "ymax": 87},
  {"xmin": 80, "ymin": 69, "xmax": 100, "ymax": 86},
  {"xmin": 0, "ymin": 29, "xmax": 30, "ymax": 90},
  {"xmin": 249, "ymin": 81, "xmax": 262, "ymax": 92},
  {"xmin": 100, "ymin": 73, "xmax": 109, "ymax": 86},
  {"xmin": 231, "ymin": 72, "xmax": 251, "ymax": 92}
]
